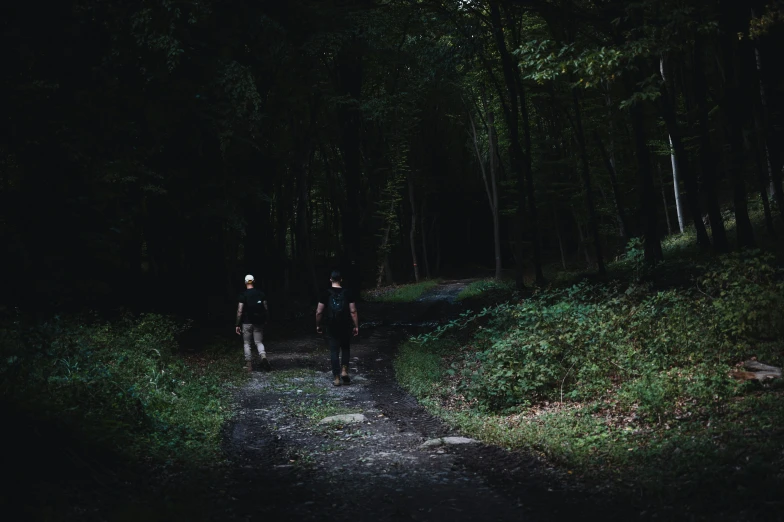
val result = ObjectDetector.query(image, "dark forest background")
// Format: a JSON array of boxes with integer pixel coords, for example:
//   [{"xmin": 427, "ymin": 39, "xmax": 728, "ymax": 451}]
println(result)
[{"xmin": 3, "ymin": 0, "xmax": 784, "ymax": 320}]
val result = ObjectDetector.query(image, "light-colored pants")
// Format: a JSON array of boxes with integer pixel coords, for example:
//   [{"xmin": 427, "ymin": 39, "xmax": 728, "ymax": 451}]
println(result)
[{"xmin": 242, "ymin": 323, "xmax": 265, "ymax": 361}]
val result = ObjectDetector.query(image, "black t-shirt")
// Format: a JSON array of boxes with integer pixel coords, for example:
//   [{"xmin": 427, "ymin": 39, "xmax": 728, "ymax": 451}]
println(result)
[
  {"xmin": 319, "ymin": 287, "xmax": 355, "ymax": 337},
  {"xmin": 239, "ymin": 288, "xmax": 267, "ymax": 324}
]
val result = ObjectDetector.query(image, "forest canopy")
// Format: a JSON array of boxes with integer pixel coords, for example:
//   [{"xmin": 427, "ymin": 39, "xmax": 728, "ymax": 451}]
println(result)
[{"xmin": 3, "ymin": 0, "xmax": 783, "ymax": 317}]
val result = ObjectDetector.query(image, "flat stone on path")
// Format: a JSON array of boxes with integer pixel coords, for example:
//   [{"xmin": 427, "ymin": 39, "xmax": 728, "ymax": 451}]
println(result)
[
  {"xmin": 421, "ymin": 436, "xmax": 478, "ymax": 448},
  {"xmin": 319, "ymin": 413, "xmax": 366, "ymax": 425}
]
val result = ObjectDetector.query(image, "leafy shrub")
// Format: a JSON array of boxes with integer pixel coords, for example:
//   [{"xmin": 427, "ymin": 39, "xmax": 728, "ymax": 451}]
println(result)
[
  {"xmin": 700, "ymin": 250, "xmax": 784, "ymax": 341},
  {"xmin": 434, "ymin": 251, "xmax": 784, "ymax": 414},
  {"xmin": 0, "ymin": 313, "xmax": 244, "ymax": 465}
]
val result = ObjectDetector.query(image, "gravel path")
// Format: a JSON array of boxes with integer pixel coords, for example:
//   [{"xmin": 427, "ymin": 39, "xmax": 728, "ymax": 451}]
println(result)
[{"xmin": 209, "ymin": 282, "xmax": 635, "ymax": 521}]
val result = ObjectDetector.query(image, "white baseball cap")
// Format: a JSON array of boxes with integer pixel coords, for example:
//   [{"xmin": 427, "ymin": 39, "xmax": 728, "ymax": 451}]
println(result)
[{"xmin": 244, "ymin": 274, "xmax": 254, "ymax": 283}]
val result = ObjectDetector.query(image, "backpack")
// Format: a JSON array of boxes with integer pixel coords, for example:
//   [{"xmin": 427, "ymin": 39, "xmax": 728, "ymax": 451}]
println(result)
[
  {"xmin": 245, "ymin": 290, "xmax": 267, "ymax": 323},
  {"xmin": 326, "ymin": 288, "xmax": 348, "ymax": 328}
]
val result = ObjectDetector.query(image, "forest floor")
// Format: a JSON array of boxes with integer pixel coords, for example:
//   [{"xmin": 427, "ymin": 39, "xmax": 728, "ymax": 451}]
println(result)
[
  {"xmin": 83, "ymin": 280, "xmax": 644, "ymax": 522},
  {"xmin": 13, "ymin": 280, "xmax": 775, "ymax": 521}
]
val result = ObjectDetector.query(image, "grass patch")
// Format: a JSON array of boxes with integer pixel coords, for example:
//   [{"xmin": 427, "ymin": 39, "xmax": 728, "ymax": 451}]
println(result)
[
  {"xmin": 395, "ymin": 250, "xmax": 784, "ymax": 516},
  {"xmin": 456, "ymin": 278, "xmax": 516, "ymax": 302},
  {"xmin": 281, "ymin": 396, "xmax": 355, "ymax": 423},
  {"xmin": 1, "ymin": 313, "xmax": 246, "ymax": 468},
  {"xmin": 362, "ymin": 279, "xmax": 441, "ymax": 302},
  {"xmin": 265, "ymin": 368, "xmax": 355, "ymax": 423}
]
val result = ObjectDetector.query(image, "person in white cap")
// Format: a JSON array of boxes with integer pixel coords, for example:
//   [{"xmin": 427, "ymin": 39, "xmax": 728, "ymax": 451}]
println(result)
[{"xmin": 235, "ymin": 274, "xmax": 269, "ymax": 372}]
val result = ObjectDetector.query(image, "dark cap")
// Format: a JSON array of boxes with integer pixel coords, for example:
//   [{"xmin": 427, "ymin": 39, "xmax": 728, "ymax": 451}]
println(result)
[{"xmin": 330, "ymin": 270, "xmax": 342, "ymax": 281}]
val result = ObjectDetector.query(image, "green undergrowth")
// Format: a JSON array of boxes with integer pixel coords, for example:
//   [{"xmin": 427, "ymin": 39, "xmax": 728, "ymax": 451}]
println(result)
[
  {"xmin": 362, "ymin": 279, "xmax": 441, "ymax": 302},
  {"xmin": 0, "ymin": 313, "xmax": 246, "ymax": 468},
  {"xmin": 394, "ymin": 249, "xmax": 784, "ymax": 514}
]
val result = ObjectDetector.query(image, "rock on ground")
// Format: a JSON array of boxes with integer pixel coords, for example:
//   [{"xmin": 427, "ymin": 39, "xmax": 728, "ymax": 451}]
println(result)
[
  {"xmin": 421, "ymin": 436, "xmax": 478, "ymax": 448},
  {"xmin": 318, "ymin": 413, "xmax": 366, "ymax": 424}
]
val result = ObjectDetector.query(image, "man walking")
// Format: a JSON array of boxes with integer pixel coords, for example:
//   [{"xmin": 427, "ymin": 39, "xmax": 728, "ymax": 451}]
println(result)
[
  {"xmin": 236, "ymin": 274, "xmax": 269, "ymax": 372},
  {"xmin": 316, "ymin": 270, "xmax": 359, "ymax": 386}
]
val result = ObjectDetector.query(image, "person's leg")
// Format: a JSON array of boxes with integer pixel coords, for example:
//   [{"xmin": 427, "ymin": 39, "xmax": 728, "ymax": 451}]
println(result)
[
  {"xmin": 340, "ymin": 337, "xmax": 351, "ymax": 383},
  {"xmin": 328, "ymin": 336, "xmax": 341, "ymax": 385},
  {"xmin": 253, "ymin": 325, "xmax": 266, "ymax": 358},
  {"xmin": 241, "ymin": 324, "xmax": 253, "ymax": 371}
]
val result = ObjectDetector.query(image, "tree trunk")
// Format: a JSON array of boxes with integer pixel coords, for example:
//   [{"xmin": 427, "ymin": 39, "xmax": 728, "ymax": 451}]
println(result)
[
  {"xmin": 337, "ymin": 39, "xmax": 363, "ymax": 290},
  {"xmin": 753, "ymin": 125, "xmax": 776, "ymax": 236},
  {"xmin": 554, "ymin": 207, "xmax": 567, "ymax": 269},
  {"xmin": 488, "ymin": 112, "xmax": 502, "ymax": 282},
  {"xmin": 435, "ymin": 222, "xmax": 441, "ymax": 276},
  {"xmin": 573, "ymin": 210, "xmax": 593, "ymax": 268},
  {"xmin": 408, "ymin": 176, "xmax": 420, "ymax": 283},
  {"xmin": 748, "ymin": 52, "xmax": 776, "ymax": 236},
  {"xmin": 572, "ymin": 90, "xmax": 605, "ymax": 275},
  {"xmin": 518, "ymin": 78, "xmax": 545, "ymax": 285},
  {"xmin": 420, "ymin": 198, "xmax": 431, "ymax": 279},
  {"xmin": 668, "ymin": 134, "xmax": 686, "ymax": 233},
  {"xmin": 295, "ymin": 151, "xmax": 318, "ymax": 296},
  {"xmin": 469, "ymin": 105, "xmax": 502, "ymax": 282},
  {"xmin": 657, "ymin": 161, "xmax": 674, "ymax": 236},
  {"xmin": 659, "ymin": 57, "xmax": 711, "ymax": 247},
  {"xmin": 601, "ymin": 87, "xmax": 629, "ymax": 239},
  {"xmin": 692, "ymin": 36, "xmax": 729, "ymax": 253},
  {"xmin": 720, "ymin": 10, "xmax": 756, "ymax": 249},
  {"xmin": 488, "ymin": 1, "xmax": 533, "ymax": 288},
  {"xmin": 377, "ymin": 201, "xmax": 395, "ymax": 288},
  {"xmin": 751, "ymin": 6, "xmax": 784, "ymax": 219},
  {"xmin": 628, "ymin": 82, "xmax": 663, "ymax": 265},
  {"xmin": 594, "ymin": 130, "xmax": 629, "ymax": 240},
  {"xmin": 661, "ymin": 58, "xmax": 686, "ymax": 234}
]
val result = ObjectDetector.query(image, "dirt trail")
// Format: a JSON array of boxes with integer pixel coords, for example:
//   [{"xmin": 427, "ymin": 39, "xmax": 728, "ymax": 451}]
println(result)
[{"xmin": 207, "ymin": 281, "xmax": 633, "ymax": 521}]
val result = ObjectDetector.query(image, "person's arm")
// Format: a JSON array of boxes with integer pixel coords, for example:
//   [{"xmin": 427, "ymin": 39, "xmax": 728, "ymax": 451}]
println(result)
[
  {"xmin": 235, "ymin": 302, "xmax": 244, "ymax": 335},
  {"xmin": 315, "ymin": 302, "xmax": 325, "ymax": 334},
  {"xmin": 349, "ymin": 302, "xmax": 359, "ymax": 336}
]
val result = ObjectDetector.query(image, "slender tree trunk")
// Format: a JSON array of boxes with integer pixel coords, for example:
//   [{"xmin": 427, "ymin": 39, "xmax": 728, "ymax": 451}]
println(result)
[
  {"xmin": 753, "ymin": 125, "xmax": 776, "ymax": 235},
  {"xmin": 746, "ymin": 39, "xmax": 775, "ymax": 236},
  {"xmin": 488, "ymin": 1, "xmax": 532, "ymax": 288},
  {"xmin": 573, "ymin": 210, "xmax": 592, "ymax": 268},
  {"xmin": 661, "ymin": 57, "xmax": 686, "ymax": 234},
  {"xmin": 519, "ymin": 81, "xmax": 545, "ymax": 285},
  {"xmin": 693, "ymin": 36, "xmax": 729, "ymax": 252},
  {"xmin": 572, "ymin": 90, "xmax": 605, "ymax": 275},
  {"xmin": 384, "ymin": 257, "xmax": 393, "ymax": 284},
  {"xmin": 720, "ymin": 10, "xmax": 756, "ymax": 248},
  {"xmin": 627, "ymin": 79, "xmax": 663, "ymax": 264},
  {"xmin": 594, "ymin": 130, "xmax": 629, "ymax": 240},
  {"xmin": 668, "ymin": 134, "xmax": 685, "ymax": 233},
  {"xmin": 420, "ymin": 198, "xmax": 431, "ymax": 279},
  {"xmin": 751, "ymin": 6, "xmax": 784, "ymax": 218},
  {"xmin": 659, "ymin": 57, "xmax": 711, "ymax": 246},
  {"xmin": 295, "ymin": 151, "xmax": 318, "ymax": 295},
  {"xmin": 435, "ymin": 222, "xmax": 441, "ymax": 276},
  {"xmin": 408, "ymin": 176, "xmax": 420, "ymax": 282},
  {"xmin": 554, "ymin": 207, "xmax": 567, "ymax": 269},
  {"xmin": 377, "ymin": 201, "xmax": 395, "ymax": 288},
  {"xmin": 602, "ymin": 87, "xmax": 629, "ymax": 239},
  {"xmin": 488, "ymin": 112, "xmax": 502, "ymax": 282},
  {"xmin": 337, "ymin": 40, "xmax": 363, "ymax": 289},
  {"xmin": 657, "ymin": 161, "xmax": 674, "ymax": 236},
  {"xmin": 469, "ymin": 105, "xmax": 502, "ymax": 282}
]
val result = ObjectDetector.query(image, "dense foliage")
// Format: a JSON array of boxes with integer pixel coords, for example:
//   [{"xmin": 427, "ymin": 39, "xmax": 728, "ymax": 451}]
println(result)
[
  {"xmin": 4, "ymin": 0, "xmax": 783, "ymax": 316},
  {"xmin": 1, "ymin": 314, "xmax": 244, "ymax": 465},
  {"xmin": 413, "ymin": 250, "xmax": 784, "ymax": 413},
  {"xmin": 395, "ymin": 248, "xmax": 784, "ymax": 512}
]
